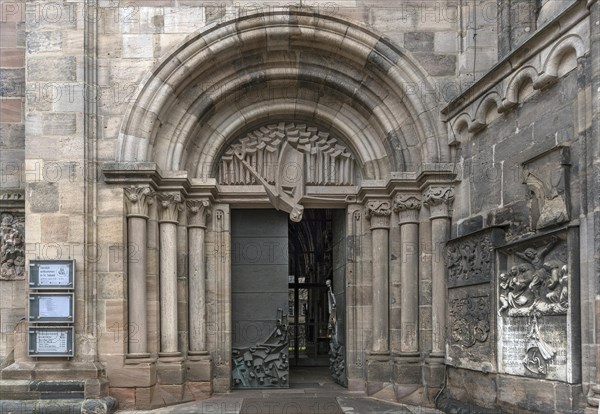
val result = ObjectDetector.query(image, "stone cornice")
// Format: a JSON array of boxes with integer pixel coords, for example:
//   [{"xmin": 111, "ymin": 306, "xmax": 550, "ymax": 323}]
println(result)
[
  {"xmin": 441, "ymin": 0, "xmax": 590, "ymax": 122},
  {"xmin": 0, "ymin": 190, "xmax": 25, "ymax": 214}
]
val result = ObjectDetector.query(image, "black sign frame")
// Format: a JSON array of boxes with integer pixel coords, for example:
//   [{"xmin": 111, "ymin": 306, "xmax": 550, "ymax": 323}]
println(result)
[
  {"xmin": 29, "ymin": 292, "xmax": 74, "ymax": 324},
  {"xmin": 28, "ymin": 326, "xmax": 74, "ymax": 357},
  {"xmin": 29, "ymin": 260, "xmax": 75, "ymax": 290}
]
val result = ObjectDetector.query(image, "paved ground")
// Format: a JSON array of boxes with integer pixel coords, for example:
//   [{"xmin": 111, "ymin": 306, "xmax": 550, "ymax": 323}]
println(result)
[{"xmin": 117, "ymin": 368, "xmax": 442, "ymax": 414}]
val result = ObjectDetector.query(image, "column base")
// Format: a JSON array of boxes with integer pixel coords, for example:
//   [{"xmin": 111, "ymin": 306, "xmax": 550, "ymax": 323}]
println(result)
[
  {"xmin": 186, "ymin": 352, "xmax": 213, "ymax": 382},
  {"xmin": 157, "ymin": 356, "xmax": 185, "ymax": 385},
  {"xmin": 393, "ymin": 354, "xmax": 421, "ymax": 385},
  {"xmin": 366, "ymin": 352, "xmax": 392, "ymax": 384},
  {"xmin": 422, "ymin": 355, "xmax": 445, "ymax": 388}
]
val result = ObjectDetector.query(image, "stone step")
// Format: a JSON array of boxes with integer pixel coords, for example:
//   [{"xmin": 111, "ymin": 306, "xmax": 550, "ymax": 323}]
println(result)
[
  {"xmin": 0, "ymin": 380, "xmax": 85, "ymax": 400},
  {"xmin": 0, "ymin": 397, "xmax": 118, "ymax": 414}
]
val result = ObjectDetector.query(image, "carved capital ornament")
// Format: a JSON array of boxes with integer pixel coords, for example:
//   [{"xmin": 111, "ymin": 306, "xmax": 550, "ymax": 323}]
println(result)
[
  {"xmin": 124, "ymin": 186, "xmax": 155, "ymax": 218},
  {"xmin": 394, "ymin": 194, "xmax": 421, "ymax": 224},
  {"xmin": 157, "ymin": 192, "xmax": 183, "ymax": 223},
  {"xmin": 187, "ymin": 199, "xmax": 211, "ymax": 229},
  {"xmin": 423, "ymin": 186, "xmax": 454, "ymax": 219},
  {"xmin": 366, "ymin": 200, "xmax": 392, "ymax": 229}
]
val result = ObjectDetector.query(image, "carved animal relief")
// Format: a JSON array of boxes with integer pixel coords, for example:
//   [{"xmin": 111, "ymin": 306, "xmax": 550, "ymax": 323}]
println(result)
[{"xmin": 0, "ymin": 214, "xmax": 25, "ymax": 280}]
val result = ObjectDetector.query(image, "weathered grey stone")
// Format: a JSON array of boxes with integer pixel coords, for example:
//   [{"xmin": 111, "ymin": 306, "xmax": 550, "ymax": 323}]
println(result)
[
  {"xmin": 0, "ymin": 69, "xmax": 25, "ymax": 97},
  {"xmin": 27, "ymin": 57, "xmax": 76, "ymax": 81},
  {"xmin": 26, "ymin": 31, "xmax": 62, "ymax": 53},
  {"xmin": 404, "ymin": 32, "xmax": 434, "ymax": 52},
  {"xmin": 27, "ymin": 182, "xmax": 59, "ymax": 213}
]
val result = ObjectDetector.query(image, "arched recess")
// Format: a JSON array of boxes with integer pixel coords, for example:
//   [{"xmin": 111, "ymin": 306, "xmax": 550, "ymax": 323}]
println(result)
[{"xmin": 115, "ymin": 10, "xmax": 449, "ymax": 180}]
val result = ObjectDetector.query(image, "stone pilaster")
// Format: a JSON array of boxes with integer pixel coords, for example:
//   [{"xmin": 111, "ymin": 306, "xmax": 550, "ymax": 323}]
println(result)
[
  {"xmin": 124, "ymin": 186, "xmax": 155, "ymax": 359},
  {"xmin": 366, "ymin": 200, "xmax": 392, "ymax": 384},
  {"xmin": 157, "ymin": 192, "xmax": 184, "ymax": 384},
  {"xmin": 186, "ymin": 199, "xmax": 212, "ymax": 382},
  {"xmin": 423, "ymin": 186, "xmax": 454, "ymax": 387}
]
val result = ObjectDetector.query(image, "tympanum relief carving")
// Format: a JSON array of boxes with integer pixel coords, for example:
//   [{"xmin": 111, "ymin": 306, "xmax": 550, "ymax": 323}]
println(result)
[{"xmin": 218, "ymin": 123, "xmax": 357, "ymax": 222}]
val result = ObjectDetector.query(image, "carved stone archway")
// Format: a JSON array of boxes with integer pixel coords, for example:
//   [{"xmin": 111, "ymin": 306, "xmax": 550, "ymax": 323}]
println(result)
[{"xmin": 104, "ymin": 8, "xmax": 455, "ymax": 403}]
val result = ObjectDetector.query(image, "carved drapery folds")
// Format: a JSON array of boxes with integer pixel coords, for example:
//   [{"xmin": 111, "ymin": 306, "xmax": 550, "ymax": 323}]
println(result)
[
  {"xmin": 218, "ymin": 123, "xmax": 356, "ymax": 186},
  {"xmin": 0, "ymin": 214, "xmax": 25, "ymax": 280}
]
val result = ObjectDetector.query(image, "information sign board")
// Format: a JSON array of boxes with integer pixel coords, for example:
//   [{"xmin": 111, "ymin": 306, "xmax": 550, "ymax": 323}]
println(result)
[
  {"xmin": 28, "ymin": 326, "xmax": 74, "ymax": 357},
  {"xmin": 29, "ymin": 293, "xmax": 74, "ymax": 323},
  {"xmin": 29, "ymin": 260, "xmax": 75, "ymax": 290}
]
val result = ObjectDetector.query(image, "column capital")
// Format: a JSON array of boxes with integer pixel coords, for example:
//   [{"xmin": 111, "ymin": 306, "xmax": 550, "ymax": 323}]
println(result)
[
  {"xmin": 187, "ymin": 199, "xmax": 211, "ymax": 229},
  {"xmin": 157, "ymin": 192, "xmax": 183, "ymax": 224},
  {"xmin": 394, "ymin": 194, "xmax": 421, "ymax": 224},
  {"xmin": 124, "ymin": 185, "xmax": 155, "ymax": 219},
  {"xmin": 366, "ymin": 199, "xmax": 392, "ymax": 229},
  {"xmin": 423, "ymin": 186, "xmax": 454, "ymax": 219}
]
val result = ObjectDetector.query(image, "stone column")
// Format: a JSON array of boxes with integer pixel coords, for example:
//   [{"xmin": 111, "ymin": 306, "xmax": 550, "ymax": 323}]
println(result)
[
  {"xmin": 186, "ymin": 199, "xmax": 213, "ymax": 382},
  {"xmin": 366, "ymin": 200, "xmax": 392, "ymax": 385},
  {"xmin": 124, "ymin": 186, "xmax": 155, "ymax": 358},
  {"xmin": 157, "ymin": 192, "xmax": 184, "ymax": 384},
  {"xmin": 395, "ymin": 194, "xmax": 421, "ymax": 354},
  {"xmin": 423, "ymin": 187, "xmax": 454, "ymax": 357}
]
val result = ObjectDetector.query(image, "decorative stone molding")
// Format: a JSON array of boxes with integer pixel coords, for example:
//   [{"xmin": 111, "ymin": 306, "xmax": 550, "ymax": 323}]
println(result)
[
  {"xmin": 124, "ymin": 186, "xmax": 155, "ymax": 218},
  {"xmin": 393, "ymin": 194, "xmax": 421, "ymax": 223},
  {"xmin": 1, "ymin": 213, "xmax": 25, "ymax": 280},
  {"xmin": 157, "ymin": 192, "xmax": 183, "ymax": 224},
  {"xmin": 187, "ymin": 199, "xmax": 211, "ymax": 229},
  {"xmin": 443, "ymin": 1, "xmax": 590, "ymax": 141},
  {"xmin": 366, "ymin": 200, "xmax": 392, "ymax": 229},
  {"xmin": 423, "ymin": 187, "xmax": 455, "ymax": 219}
]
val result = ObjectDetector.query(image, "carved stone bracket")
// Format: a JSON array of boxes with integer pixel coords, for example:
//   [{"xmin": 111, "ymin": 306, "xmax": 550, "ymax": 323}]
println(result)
[
  {"xmin": 1, "ymin": 213, "xmax": 25, "ymax": 280},
  {"xmin": 423, "ymin": 187, "xmax": 455, "ymax": 219},
  {"xmin": 366, "ymin": 200, "xmax": 392, "ymax": 229},
  {"xmin": 124, "ymin": 186, "xmax": 155, "ymax": 218},
  {"xmin": 157, "ymin": 192, "xmax": 183, "ymax": 224},
  {"xmin": 393, "ymin": 194, "xmax": 421, "ymax": 223},
  {"xmin": 187, "ymin": 199, "xmax": 211, "ymax": 229}
]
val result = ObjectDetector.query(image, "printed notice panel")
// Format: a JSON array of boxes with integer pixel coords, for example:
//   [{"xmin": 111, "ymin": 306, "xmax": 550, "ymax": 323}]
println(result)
[
  {"xmin": 29, "ymin": 260, "xmax": 75, "ymax": 289},
  {"xmin": 28, "ymin": 327, "xmax": 74, "ymax": 357},
  {"xmin": 29, "ymin": 293, "xmax": 74, "ymax": 323}
]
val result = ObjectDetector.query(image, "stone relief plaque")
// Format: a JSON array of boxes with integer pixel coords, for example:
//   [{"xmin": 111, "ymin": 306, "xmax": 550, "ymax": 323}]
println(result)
[
  {"xmin": 29, "ymin": 260, "xmax": 75, "ymax": 289},
  {"xmin": 1, "ymin": 213, "xmax": 25, "ymax": 280},
  {"xmin": 445, "ymin": 228, "xmax": 503, "ymax": 372},
  {"xmin": 447, "ymin": 284, "xmax": 496, "ymax": 372},
  {"xmin": 28, "ymin": 326, "xmax": 74, "ymax": 357},
  {"xmin": 445, "ymin": 228, "xmax": 504, "ymax": 288},
  {"xmin": 497, "ymin": 230, "xmax": 579, "ymax": 383}
]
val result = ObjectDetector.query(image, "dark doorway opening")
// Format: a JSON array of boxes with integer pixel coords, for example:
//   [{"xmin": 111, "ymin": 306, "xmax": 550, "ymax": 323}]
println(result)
[{"xmin": 288, "ymin": 209, "xmax": 346, "ymax": 385}]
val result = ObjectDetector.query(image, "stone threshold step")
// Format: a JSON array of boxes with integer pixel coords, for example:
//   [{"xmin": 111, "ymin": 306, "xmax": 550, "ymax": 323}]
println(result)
[
  {"xmin": 0, "ymin": 397, "xmax": 118, "ymax": 414},
  {"xmin": 0, "ymin": 380, "xmax": 85, "ymax": 400}
]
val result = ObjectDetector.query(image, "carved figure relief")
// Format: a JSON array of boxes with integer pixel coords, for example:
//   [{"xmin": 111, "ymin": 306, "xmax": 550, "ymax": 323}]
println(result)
[
  {"xmin": 498, "ymin": 237, "xmax": 568, "ymax": 317},
  {"xmin": 232, "ymin": 309, "xmax": 289, "ymax": 388},
  {"xmin": 218, "ymin": 123, "xmax": 357, "ymax": 222},
  {"xmin": 0, "ymin": 214, "xmax": 25, "ymax": 280},
  {"xmin": 449, "ymin": 294, "xmax": 490, "ymax": 348},
  {"xmin": 446, "ymin": 234, "xmax": 494, "ymax": 287},
  {"xmin": 326, "ymin": 279, "xmax": 346, "ymax": 386},
  {"xmin": 522, "ymin": 147, "xmax": 570, "ymax": 231}
]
